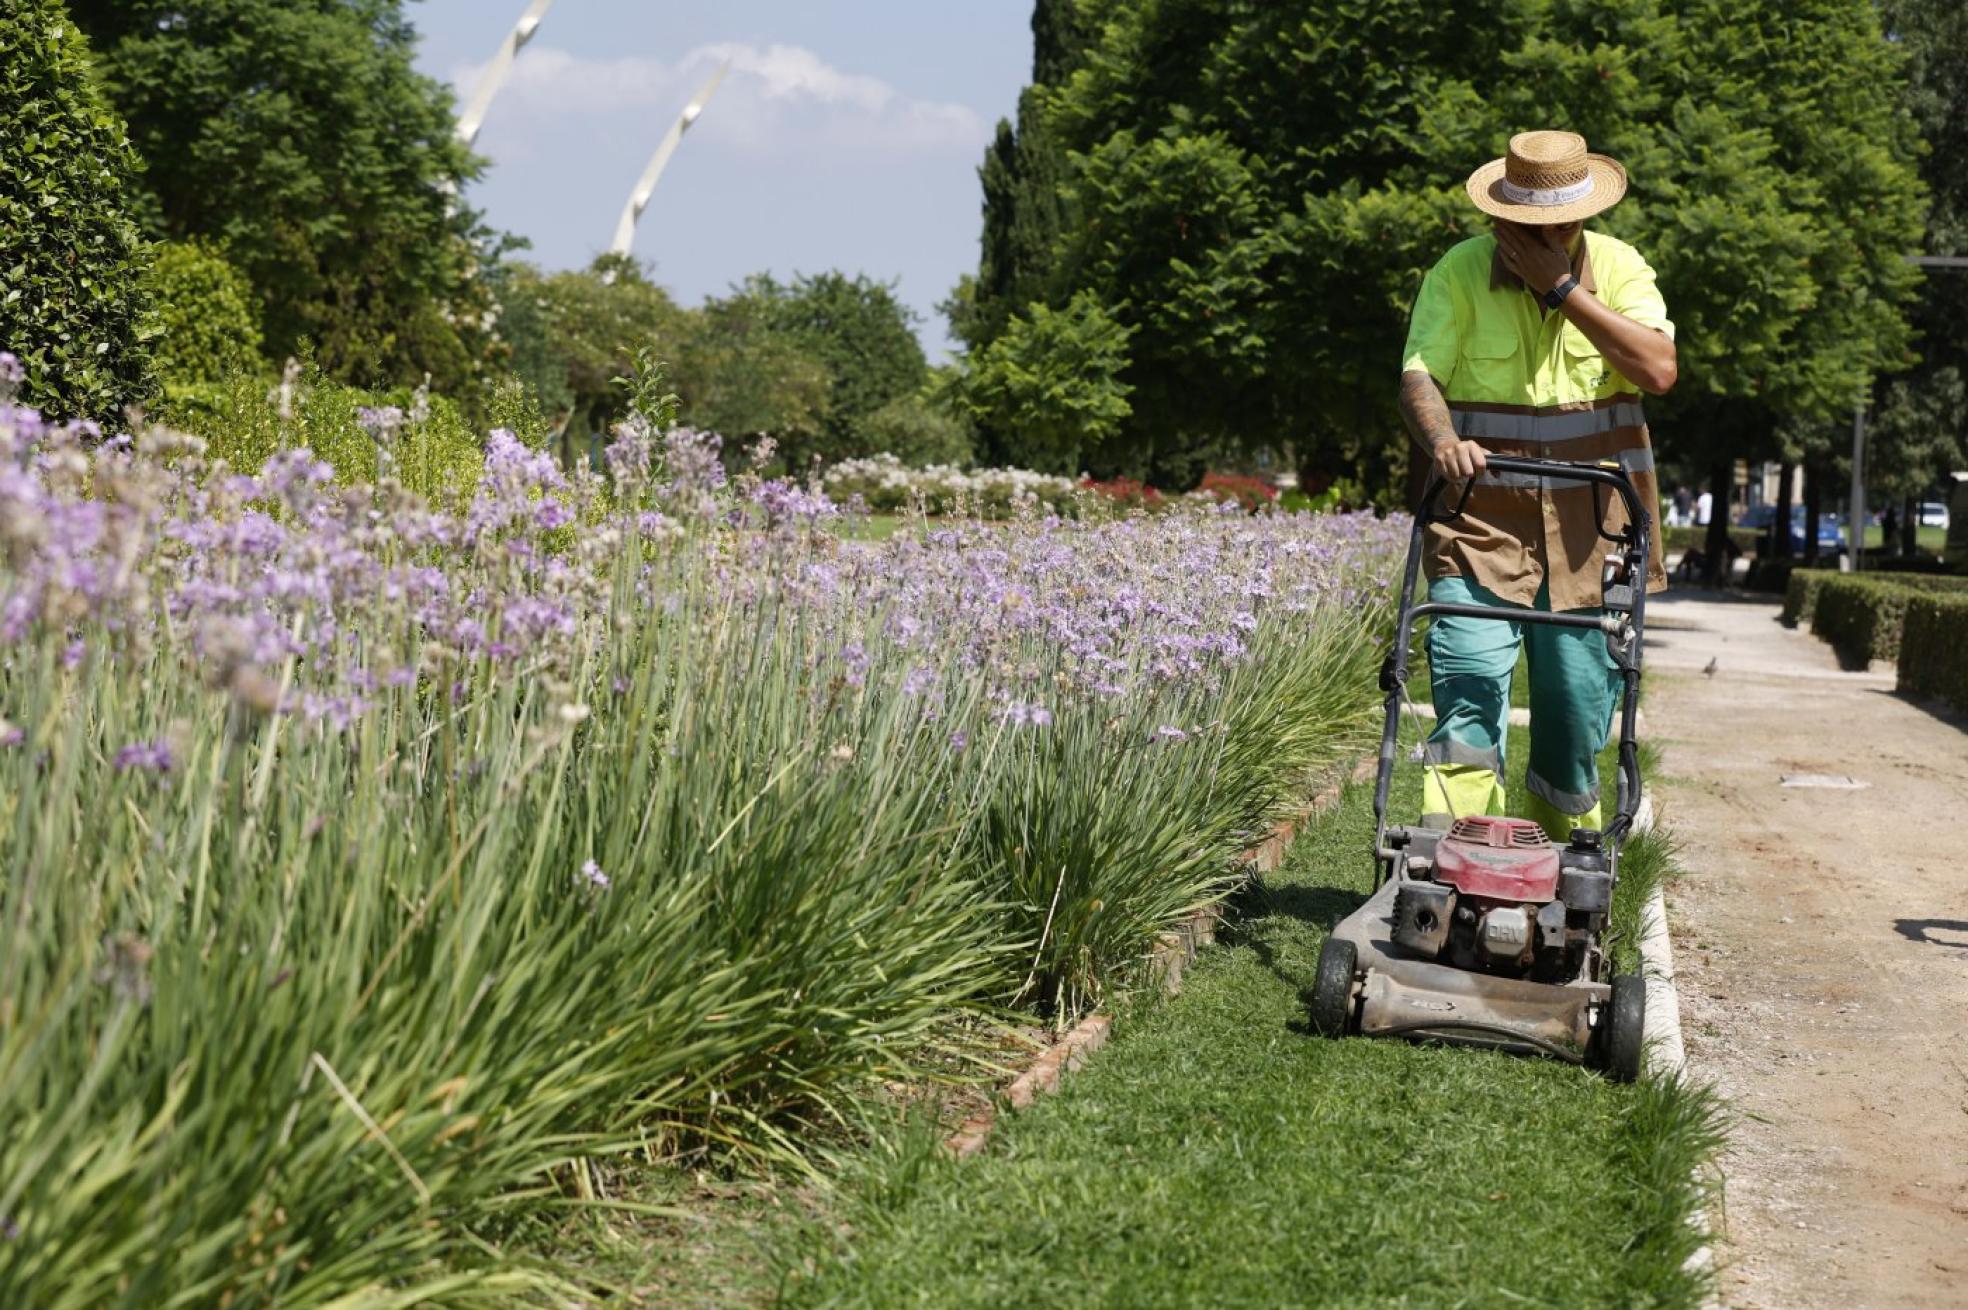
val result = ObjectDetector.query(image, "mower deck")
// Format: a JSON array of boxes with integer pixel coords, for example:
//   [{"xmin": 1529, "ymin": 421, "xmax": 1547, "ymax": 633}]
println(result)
[{"xmin": 1329, "ymin": 878, "xmax": 1608, "ymax": 1062}]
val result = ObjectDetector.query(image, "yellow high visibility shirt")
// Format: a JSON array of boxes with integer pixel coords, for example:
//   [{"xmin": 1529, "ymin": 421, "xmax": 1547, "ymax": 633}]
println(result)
[{"xmin": 1400, "ymin": 230, "xmax": 1674, "ymax": 612}]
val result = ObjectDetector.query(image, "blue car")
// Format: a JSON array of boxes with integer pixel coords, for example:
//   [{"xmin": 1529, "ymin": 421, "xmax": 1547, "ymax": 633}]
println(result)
[{"xmin": 1740, "ymin": 505, "xmax": 1847, "ymax": 553}]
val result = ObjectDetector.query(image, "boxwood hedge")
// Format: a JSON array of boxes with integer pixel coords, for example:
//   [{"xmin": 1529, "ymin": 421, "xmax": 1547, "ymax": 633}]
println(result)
[
  {"xmin": 1899, "ymin": 592, "xmax": 1968, "ymax": 713},
  {"xmin": 1805, "ymin": 573, "xmax": 1968, "ymax": 669}
]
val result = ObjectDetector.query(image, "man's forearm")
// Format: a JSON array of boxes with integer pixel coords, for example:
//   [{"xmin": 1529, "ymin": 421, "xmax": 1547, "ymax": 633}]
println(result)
[
  {"xmin": 1400, "ymin": 370, "xmax": 1457, "ymax": 454},
  {"xmin": 1559, "ymin": 291, "xmax": 1677, "ymax": 394}
]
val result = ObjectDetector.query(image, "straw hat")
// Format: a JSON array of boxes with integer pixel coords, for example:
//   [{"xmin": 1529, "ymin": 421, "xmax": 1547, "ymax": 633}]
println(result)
[{"xmin": 1465, "ymin": 130, "xmax": 1627, "ymax": 224}]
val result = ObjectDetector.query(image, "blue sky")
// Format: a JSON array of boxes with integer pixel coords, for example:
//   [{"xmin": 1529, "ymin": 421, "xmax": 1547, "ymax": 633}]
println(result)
[{"xmin": 409, "ymin": 1, "xmax": 1035, "ymax": 356}]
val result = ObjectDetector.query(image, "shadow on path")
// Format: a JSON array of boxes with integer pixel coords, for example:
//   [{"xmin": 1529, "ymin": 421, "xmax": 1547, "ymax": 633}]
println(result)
[{"xmin": 1893, "ymin": 918, "xmax": 1968, "ymax": 952}]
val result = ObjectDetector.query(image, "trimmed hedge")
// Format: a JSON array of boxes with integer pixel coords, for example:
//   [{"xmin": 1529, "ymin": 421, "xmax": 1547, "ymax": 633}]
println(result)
[
  {"xmin": 160, "ymin": 368, "xmax": 483, "ymax": 502},
  {"xmin": 1804, "ymin": 573, "xmax": 1968, "ymax": 668},
  {"xmin": 1663, "ymin": 524, "xmax": 1758, "ymax": 556},
  {"xmin": 1781, "ymin": 567, "xmax": 1966, "ymax": 629},
  {"xmin": 1750, "ymin": 557, "xmax": 1817, "ymax": 597},
  {"xmin": 1782, "ymin": 568, "xmax": 1837, "ymax": 626},
  {"xmin": 144, "ymin": 240, "xmax": 264, "ymax": 385},
  {"xmin": 1899, "ymin": 592, "xmax": 1968, "ymax": 712},
  {"xmin": 1811, "ymin": 577, "xmax": 1919, "ymax": 666}
]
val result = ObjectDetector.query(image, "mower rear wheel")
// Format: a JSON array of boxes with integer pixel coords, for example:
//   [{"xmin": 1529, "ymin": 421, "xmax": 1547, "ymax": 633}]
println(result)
[
  {"xmin": 1603, "ymin": 973, "xmax": 1646, "ymax": 1082},
  {"xmin": 1310, "ymin": 938, "xmax": 1359, "ymax": 1038}
]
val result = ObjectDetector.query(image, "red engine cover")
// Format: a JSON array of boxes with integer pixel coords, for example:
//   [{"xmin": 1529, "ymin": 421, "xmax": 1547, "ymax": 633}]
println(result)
[{"xmin": 1434, "ymin": 817, "xmax": 1560, "ymax": 902}]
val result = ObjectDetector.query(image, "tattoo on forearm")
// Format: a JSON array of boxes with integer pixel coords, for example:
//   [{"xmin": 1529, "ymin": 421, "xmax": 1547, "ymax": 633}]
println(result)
[{"xmin": 1399, "ymin": 372, "xmax": 1457, "ymax": 452}]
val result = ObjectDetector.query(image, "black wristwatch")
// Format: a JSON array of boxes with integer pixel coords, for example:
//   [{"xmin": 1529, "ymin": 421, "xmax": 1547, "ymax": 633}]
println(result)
[{"xmin": 1543, "ymin": 274, "xmax": 1580, "ymax": 310}]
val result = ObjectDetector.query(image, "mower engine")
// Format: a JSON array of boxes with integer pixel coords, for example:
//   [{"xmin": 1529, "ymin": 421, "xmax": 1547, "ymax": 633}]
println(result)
[{"xmin": 1388, "ymin": 817, "xmax": 1612, "ymax": 983}]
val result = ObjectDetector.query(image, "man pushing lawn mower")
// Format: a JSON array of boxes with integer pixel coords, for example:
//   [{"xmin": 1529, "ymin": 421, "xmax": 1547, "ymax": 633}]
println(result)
[
  {"xmin": 1306, "ymin": 132, "xmax": 1674, "ymax": 1077},
  {"xmin": 1399, "ymin": 129, "xmax": 1676, "ymax": 838}
]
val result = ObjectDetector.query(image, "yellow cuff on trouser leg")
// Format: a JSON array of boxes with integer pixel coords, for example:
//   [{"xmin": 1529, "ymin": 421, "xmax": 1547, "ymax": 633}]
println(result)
[
  {"xmin": 1421, "ymin": 763, "xmax": 1508, "ymax": 828},
  {"xmin": 1523, "ymin": 789, "xmax": 1603, "ymax": 841}
]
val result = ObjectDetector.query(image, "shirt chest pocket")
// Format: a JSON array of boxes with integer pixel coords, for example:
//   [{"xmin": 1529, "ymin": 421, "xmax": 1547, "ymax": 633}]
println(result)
[
  {"xmin": 1560, "ymin": 323, "xmax": 1613, "ymax": 396},
  {"xmin": 1454, "ymin": 331, "xmax": 1526, "ymax": 402}
]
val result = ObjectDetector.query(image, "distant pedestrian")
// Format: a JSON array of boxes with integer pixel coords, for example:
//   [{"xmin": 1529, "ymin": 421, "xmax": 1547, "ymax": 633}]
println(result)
[
  {"xmin": 1672, "ymin": 484, "xmax": 1692, "ymax": 527},
  {"xmin": 1696, "ymin": 489, "xmax": 1713, "ymax": 526}
]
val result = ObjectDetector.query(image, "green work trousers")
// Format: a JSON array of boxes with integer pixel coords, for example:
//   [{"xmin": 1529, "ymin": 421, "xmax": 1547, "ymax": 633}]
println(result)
[{"xmin": 1421, "ymin": 575, "xmax": 1621, "ymax": 837}]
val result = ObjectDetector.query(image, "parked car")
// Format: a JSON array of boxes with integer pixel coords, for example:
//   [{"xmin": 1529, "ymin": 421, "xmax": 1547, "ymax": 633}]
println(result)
[
  {"xmin": 1739, "ymin": 505, "xmax": 1847, "ymax": 553},
  {"xmin": 1918, "ymin": 501, "xmax": 1950, "ymax": 530}
]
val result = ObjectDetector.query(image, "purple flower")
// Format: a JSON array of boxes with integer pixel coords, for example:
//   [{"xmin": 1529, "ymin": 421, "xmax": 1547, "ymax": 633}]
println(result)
[
  {"xmin": 261, "ymin": 449, "xmax": 335, "ymax": 509},
  {"xmin": 1152, "ymin": 725, "xmax": 1188, "ymax": 743},
  {"xmin": 1000, "ymin": 702, "xmax": 1053, "ymax": 728},
  {"xmin": 356, "ymin": 406, "xmax": 405, "ymax": 440},
  {"xmin": 581, "ymin": 859, "xmax": 611, "ymax": 891},
  {"xmin": 114, "ymin": 740, "xmax": 173, "ymax": 773}
]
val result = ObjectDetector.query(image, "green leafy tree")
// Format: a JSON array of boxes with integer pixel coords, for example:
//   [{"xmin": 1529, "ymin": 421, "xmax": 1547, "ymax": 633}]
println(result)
[
  {"xmin": 740, "ymin": 271, "xmax": 929, "ymax": 463},
  {"xmin": 144, "ymin": 240, "xmax": 264, "ymax": 387},
  {"xmin": 484, "ymin": 254, "xmax": 575, "ymax": 422},
  {"xmin": 68, "ymin": 0, "xmax": 482, "ymax": 389},
  {"xmin": 960, "ymin": 290, "xmax": 1135, "ymax": 474},
  {"xmin": 671, "ymin": 290, "xmax": 831, "ymax": 462},
  {"xmin": 0, "ymin": 0, "xmax": 154, "ymax": 419},
  {"xmin": 1867, "ymin": 0, "xmax": 1968, "ymax": 550},
  {"xmin": 987, "ymin": 0, "xmax": 1925, "ymax": 502},
  {"xmin": 857, "ymin": 392, "xmax": 974, "ymax": 467},
  {"xmin": 520, "ymin": 254, "xmax": 689, "ymax": 459}
]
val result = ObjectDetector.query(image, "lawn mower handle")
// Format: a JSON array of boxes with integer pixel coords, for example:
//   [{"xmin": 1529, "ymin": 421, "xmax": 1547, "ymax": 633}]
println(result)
[{"xmin": 1371, "ymin": 455, "xmax": 1652, "ymax": 863}]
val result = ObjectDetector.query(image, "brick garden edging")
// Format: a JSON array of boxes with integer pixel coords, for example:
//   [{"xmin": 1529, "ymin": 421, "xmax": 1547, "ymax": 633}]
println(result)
[{"xmin": 945, "ymin": 755, "xmax": 1378, "ymax": 1158}]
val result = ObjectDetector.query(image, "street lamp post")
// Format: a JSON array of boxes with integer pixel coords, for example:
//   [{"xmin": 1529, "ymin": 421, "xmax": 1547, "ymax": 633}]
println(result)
[
  {"xmin": 609, "ymin": 61, "xmax": 731, "ymax": 258},
  {"xmin": 455, "ymin": 0, "xmax": 555, "ymax": 149}
]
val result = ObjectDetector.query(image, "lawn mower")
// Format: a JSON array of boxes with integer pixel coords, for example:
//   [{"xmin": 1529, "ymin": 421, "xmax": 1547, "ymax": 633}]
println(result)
[{"xmin": 1309, "ymin": 455, "xmax": 1650, "ymax": 1080}]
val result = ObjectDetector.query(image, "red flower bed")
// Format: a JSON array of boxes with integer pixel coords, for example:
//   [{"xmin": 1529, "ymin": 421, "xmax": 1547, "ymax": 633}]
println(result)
[
  {"xmin": 1081, "ymin": 476, "xmax": 1164, "ymax": 507},
  {"xmin": 1199, "ymin": 471, "xmax": 1280, "ymax": 512}
]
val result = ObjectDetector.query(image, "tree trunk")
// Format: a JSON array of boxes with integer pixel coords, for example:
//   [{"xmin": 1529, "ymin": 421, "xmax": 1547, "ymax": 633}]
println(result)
[
  {"xmin": 1805, "ymin": 461, "xmax": 1826, "ymax": 566},
  {"xmin": 1773, "ymin": 458, "xmax": 1796, "ymax": 560},
  {"xmin": 1702, "ymin": 459, "xmax": 1732, "ymax": 587},
  {"xmin": 1902, "ymin": 493, "xmax": 1920, "ymax": 557}
]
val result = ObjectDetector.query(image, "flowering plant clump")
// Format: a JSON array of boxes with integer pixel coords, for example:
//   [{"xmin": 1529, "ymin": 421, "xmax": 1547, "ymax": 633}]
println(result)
[
  {"xmin": 0, "ymin": 366, "xmax": 1406, "ymax": 1307},
  {"xmin": 822, "ymin": 452, "xmax": 1081, "ymax": 517},
  {"xmin": 1080, "ymin": 474, "xmax": 1165, "ymax": 508},
  {"xmin": 1198, "ymin": 470, "xmax": 1282, "ymax": 511}
]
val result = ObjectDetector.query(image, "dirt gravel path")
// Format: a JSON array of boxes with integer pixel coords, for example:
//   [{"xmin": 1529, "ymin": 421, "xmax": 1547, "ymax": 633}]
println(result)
[{"xmin": 1643, "ymin": 589, "xmax": 1968, "ymax": 1310}]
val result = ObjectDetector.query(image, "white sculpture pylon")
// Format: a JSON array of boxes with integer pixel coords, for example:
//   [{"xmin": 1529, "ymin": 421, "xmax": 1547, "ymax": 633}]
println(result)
[
  {"xmin": 456, "ymin": 0, "xmax": 556, "ymax": 148},
  {"xmin": 609, "ymin": 60, "xmax": 732, "ymax": 257}
]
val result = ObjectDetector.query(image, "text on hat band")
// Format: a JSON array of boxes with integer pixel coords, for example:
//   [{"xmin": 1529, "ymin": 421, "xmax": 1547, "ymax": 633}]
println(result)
[{"xmin": 1496, "ymin": 175, "xmax": 1596, "ymax": 207}]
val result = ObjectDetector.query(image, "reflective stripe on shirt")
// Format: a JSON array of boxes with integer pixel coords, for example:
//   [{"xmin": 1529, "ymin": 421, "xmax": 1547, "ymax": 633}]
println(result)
[{"xmin": 1451, "ymin": 401, "xmax": 1648, "ymax": 443}]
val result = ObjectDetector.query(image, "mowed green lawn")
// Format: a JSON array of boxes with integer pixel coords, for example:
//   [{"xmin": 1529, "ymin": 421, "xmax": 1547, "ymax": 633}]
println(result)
[
  {"xmin": 783, "ymin": 728, "xmax": 1718, "ymax": 1309},
  {"xmin": 1861, "ymin": 522, "xmax": 1947, "ymax": 554}
]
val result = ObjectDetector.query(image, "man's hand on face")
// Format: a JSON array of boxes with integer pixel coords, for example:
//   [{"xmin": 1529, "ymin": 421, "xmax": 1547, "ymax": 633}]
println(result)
[
  {"xmin": 1493, "ymin": 220, "xmax": 1574, "ymax": 294},
  {"xmin": 1432, "ymin": 436, "xmax": 1488, "ymax": 484}
]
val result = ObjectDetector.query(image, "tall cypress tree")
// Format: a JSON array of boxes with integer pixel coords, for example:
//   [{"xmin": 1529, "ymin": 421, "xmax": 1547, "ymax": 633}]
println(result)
[
  {"xmin": 964, "ymin": 1, "xmax": 1098, "ymax": 364},
  {"xmin": 962, "ymin": 0, "xmax": 1100, "ymax": 465}
]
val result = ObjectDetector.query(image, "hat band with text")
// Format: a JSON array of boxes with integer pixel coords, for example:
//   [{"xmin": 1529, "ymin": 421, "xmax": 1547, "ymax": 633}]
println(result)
[{"xmin": 1495, "ymin": 174, "xmax": 1595, "ymax": 207}]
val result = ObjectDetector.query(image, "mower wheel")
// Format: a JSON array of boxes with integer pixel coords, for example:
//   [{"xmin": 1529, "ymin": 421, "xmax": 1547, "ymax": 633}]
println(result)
[
  {"xmin": 1310, "ymin": 938, "xmax": 1359, "ymax": 1038},
  {"xmin": 1604, "ymin": 973, "xmax": 1646, "ymax": 1082}
]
